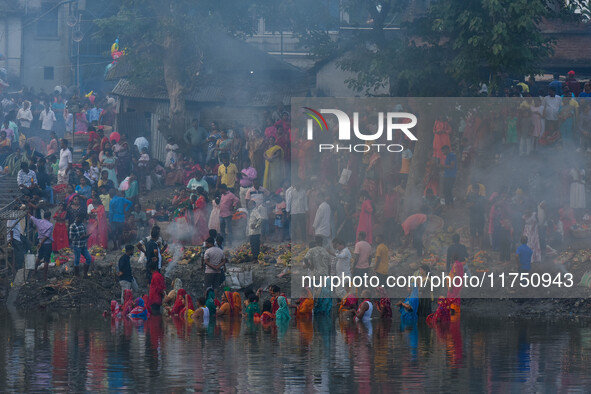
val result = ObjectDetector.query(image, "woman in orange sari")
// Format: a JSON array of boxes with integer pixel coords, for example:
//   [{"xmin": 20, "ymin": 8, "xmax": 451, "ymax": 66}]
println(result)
[
  {"xmin": 217, "ymin": 291, "xmax": 234, "ymax": 317},
  {"xmin": 232, "ymin": 292, "xmax": 242, "ymax": 317},
  {"xmin": 259, "ymin": 299, "xmax": 275, "ymax": 323},
  {"xmin": 295, "ymin": 288, "xmax": 314, "ymax": 318},
  {"xmin": 433, "ymin": 117, "xmax": 452, "ymax": 163},
  {"xmin": 423, "ymin": 159, "xmax": 439, "ymax": 197}
]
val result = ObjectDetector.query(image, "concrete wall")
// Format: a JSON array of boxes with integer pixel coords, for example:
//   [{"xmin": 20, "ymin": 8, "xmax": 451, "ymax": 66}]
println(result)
[
  {"xmin": 0, "ymin": 16, "xmax": 23, "ymax": 80},
  {"xmin": 21, "ymin": 5, "xmax": 72, "ymax": 92}
]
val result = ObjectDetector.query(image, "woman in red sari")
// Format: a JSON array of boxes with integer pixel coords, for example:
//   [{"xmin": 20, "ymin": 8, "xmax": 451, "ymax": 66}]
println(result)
[
  {"xmin": 171, "ymin": 289, "xmax": 194, "ymax": 317},
  {"xmin": 87, "ymin": 127, "xmax": 100, "ymax": 153},
  {"xmin": 356, "ymin": 191, "xmax": 374, "ymax": 244},
  {"xmin": 93, "ymin": 198, "xmax": 109, "ymax": 249},
  {"xmin": 446, "ymin": 259, "xmax": 464, "ymax": 315},
  {"xmin": 433, "ymin": 117, "xmax": 452, "ymax": 163},
  {"xmin": 52, "ymin": 202, "xmax": 69, "ymax": 251}
]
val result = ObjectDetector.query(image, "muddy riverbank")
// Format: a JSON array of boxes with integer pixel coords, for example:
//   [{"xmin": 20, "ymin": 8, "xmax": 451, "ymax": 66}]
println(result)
[{"xmin": 5, "ymin": 255, "xmax": 591, "ymax": 317}]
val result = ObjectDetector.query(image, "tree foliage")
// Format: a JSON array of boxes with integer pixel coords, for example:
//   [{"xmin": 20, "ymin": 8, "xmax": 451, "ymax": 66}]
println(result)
[
  {"xmin": 95, "ymin": 0, "xmax": 262, "ymax": 133},
  {"xmin": 312, "ymin": 0, "xmax": 583, "ymax": 97},
  {"xmin": 430, "ymin": 0, "xmax": 554, "ymax": 92}
]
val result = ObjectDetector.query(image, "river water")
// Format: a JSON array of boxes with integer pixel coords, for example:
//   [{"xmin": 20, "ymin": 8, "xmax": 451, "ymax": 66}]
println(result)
[{"xmin": 1, "ymin": 309, "xmax": 591, "ymax": 392}]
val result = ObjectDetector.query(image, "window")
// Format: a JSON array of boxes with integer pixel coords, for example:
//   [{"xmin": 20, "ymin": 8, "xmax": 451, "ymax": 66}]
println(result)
[
  {"xmin": 44, "ymin": 66, "xmax": 54, "ymax": 80},
  {"xmin": 36, "ymin": 2, "xmax": 59, "ymax": 38}
]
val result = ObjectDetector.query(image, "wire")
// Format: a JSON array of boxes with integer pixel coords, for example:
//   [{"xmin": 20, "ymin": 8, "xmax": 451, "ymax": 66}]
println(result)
[{"xmin": 21, "ymin": 0, "xmax": 77, "ymax": 29}]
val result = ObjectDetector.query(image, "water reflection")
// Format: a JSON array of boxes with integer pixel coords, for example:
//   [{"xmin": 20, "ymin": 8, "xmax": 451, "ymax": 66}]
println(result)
[{"xmin": 1, "ymin": 309, "xmax": 591, "ymax": 392}]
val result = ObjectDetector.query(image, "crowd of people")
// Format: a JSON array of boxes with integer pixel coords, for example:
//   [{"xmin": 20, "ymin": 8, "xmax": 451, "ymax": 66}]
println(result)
[{"xmin": 3, "ymin": 72, "xmax": 591, "ymax": 327}]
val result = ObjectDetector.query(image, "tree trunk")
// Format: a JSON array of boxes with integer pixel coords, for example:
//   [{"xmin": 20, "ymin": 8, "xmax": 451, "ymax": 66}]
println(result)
[
  {"xmin": 163, "ymin": 34, "xmax": 186, "ymax": 138},
  {"xmin": 401, "ymin": 102, "xmax": 435, "ymax": 219}
]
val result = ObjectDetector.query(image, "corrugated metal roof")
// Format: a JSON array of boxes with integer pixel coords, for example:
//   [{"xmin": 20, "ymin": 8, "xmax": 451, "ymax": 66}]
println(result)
[{"xmin": 112, "ymin": 78, "xmax": 305, "ymax": 106}]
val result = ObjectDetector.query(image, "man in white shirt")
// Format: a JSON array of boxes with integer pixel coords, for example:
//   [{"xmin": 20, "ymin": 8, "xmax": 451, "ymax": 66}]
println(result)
[
  {"xmin": 7, "ymin": 218, "xmax": 28, "ymax": 270},
  {"xmin": 247, "ymin": 200, "xmax": 266, "ymax": 261},
  {"xmin": 245, "ymin": 178, "xmax": 270, "ymax": 207},
  {"xmin": 39, "ymin": 105, "xmax": 57, "ymax": 132},
  {"xmin": 17, "ymin": 101, "xmax": 33, "ymax": 130},
  {"xmin": 187, "ymin": 170, "xmax": 209, "ymax": 193},
  {"xmin": 203, "ymin": 237, "xmax": 226, "ymax": 291},
  {"xmin": 58, "ymin": 139, "xmax": 72, "ymax": 185},
  {"xmin": 332, "ymin": 238, "xmax": 352, "ymax": 297},
  {"xmin": 543, "ymin": 87, "xmax": 561, "ymax": 137},
  {"xmin": 313, "ymin": 192, "xmax": 333, "ymax": 251},
  {"xmin": 285, "ymin": 179, "xmax": 308, "ymax": 243}
]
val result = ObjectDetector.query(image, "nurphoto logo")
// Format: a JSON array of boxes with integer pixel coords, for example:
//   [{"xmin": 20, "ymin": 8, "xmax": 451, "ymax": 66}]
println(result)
[{"xmin": 303, "ymin": 107, "xmax": 418, "ymax": 152}]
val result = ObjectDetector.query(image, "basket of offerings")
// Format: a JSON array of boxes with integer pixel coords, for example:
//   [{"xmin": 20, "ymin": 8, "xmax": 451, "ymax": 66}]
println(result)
[{"xmin": 570, "ymin": 224, "xmax": 591, "ymax": 239}]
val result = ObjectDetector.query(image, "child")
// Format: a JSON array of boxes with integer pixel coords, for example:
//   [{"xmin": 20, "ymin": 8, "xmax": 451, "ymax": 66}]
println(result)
[
  {"xmin": 75, "ymin": 176, "xmax": 92, "ymax": 199},
  {"xmin": 505, "ymin": 109, "xmax": 518, "ymax": 153},
  {"xmin": 164, "ymin": 137, "xmax": 178, "ymax": 168},
  {"xmin": 125, "ymin": 173, "xmax": 139, "ymax": 203},
  {"xmin": 99, "ymin": 185, "xmax": 111, "ymax": 215},
  {"xmin": 138, "ymin": 147, "xmax": 150, "ymax": 190},
  {"xmin": 98, "ymin": 170, "xmax": 114, "ymax": 190},
  {"xmin": 138, "ymin": 147, "xmax": 150, "ymax": 168},
  {"xmin": 154, "ymin": 201, "xmax": 169, "ymax": 222},
  {"xmin": 130, "ymin": 202, "xmax": 147, "ymax": 235},
  {"xmin": 516, "ymin": 235, "xmax": 533, "ymax": 273},
  {"xmin": 87, "ymin": 155, "xmax": 100, "ymax": 185},
  {"xmin": 70, "ymin": 167, "xmax": 82, "ymax": 187},
  {"xmin": 244, "ymin": 293, "xmax": 260, "ymax": 319},
  {"xmin": 48, "ymin": 155, "xmax": 59, "ymax": 179},
  {"xmin": 259, "ymin": 299, "xmax": 274, "ymax": 323},
  {"xmin": 273, "ymin": 194, "xmax": 286, "ymax": 242},
  {"xmin": 117, "ymin": 245, "xmax": 137, "ymax": 303}
]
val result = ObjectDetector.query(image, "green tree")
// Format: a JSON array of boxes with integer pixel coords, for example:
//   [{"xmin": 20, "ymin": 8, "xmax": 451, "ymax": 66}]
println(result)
[
  {"xmin": 431, "ymin": 0, "xmax": 554, "ymax": 93},
  {"xmin": 95, "ymin": 0, "xmax": 261, "ymax": 135}
]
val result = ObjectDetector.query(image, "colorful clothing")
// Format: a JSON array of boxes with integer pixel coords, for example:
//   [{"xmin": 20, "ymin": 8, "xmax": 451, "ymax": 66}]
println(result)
[
  {"xmin": 263, "ymin": 145, "xmax": 284, "ymax": 192},
  {"xmin": 356, "ymin": 199, "xmax": 373, "ymax": 244},
  {"xmin": 275, "ymin": 296, "xmax": 291, "ymax": 321}
]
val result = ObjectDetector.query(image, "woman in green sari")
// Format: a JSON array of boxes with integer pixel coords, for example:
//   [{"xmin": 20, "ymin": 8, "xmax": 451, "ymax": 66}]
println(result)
[
  {"xmin": 275, "ymin": 295, "xmax": 291, "ymax": 321},
  {"xmin": 215, "ymin": 129, "xmax": 232, "ymax": 164},
  {"xmin": 205, "ymin": 287, "xmax": 217, "ymax": 317}
]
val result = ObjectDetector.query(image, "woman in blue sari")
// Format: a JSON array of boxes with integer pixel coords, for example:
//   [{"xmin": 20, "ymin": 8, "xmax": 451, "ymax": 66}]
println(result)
[
  {"xmin": 397, "ymin": 286, "xmax": 419, "ymax": 326},
  {"xmin": 129, "ymin": 298, "xmax": 149, "ymax": 320},
  {"xmin": 313, "ymin": 286, "xmax": 333, "ymax": 315}
]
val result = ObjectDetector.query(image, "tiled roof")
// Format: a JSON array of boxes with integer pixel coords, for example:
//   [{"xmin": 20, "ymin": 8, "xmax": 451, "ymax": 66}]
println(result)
[{"xmin": 112, "ymin": 78, "xmax": 308, "ymax": 106}]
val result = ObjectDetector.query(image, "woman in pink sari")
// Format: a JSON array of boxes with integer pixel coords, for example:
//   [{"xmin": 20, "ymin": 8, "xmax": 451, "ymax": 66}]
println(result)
[
  {"xmin": 190, "ymin": 188, "xmax": 209, "ymax": 244},
  {"xmin": 356, "ymin": 191, "xmax": 374, "ymax": 244},
  {"xmin": 87, "ymin": 197, "xmax": 108, "ymax": 249},
  {"xmin": 75, "ymin": 111, "xmax": 88, "ymax": 133}
]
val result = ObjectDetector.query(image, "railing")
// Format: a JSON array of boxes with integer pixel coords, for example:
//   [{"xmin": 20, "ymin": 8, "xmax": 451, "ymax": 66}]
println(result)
[{"xmin": 0, "ymin": 199, "xmax": 27, "ymax": 277}]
